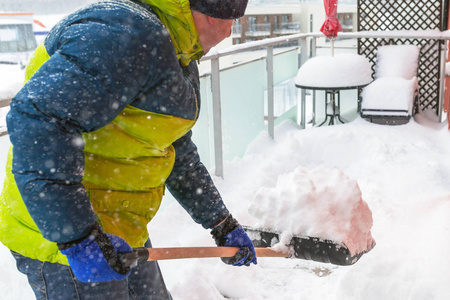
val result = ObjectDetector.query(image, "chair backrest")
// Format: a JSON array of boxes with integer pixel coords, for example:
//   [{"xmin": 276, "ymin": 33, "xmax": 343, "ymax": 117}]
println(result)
[{"xmin": 374, "ymin": 45, "xmax": 420, "ymax": 80}]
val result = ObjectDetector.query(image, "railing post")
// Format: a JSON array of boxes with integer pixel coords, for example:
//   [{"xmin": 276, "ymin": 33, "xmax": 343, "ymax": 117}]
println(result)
[
  {"xmin": 311, "ymin": 37, "xmax": 317, "ymax": 125},
  {"xmin": 210, "ymin": 57, "xmax": 224, "ymax": 178},
  {"xmin": 266, "ymin": 45, "xmax": 274, "ymax": 139},
  {"xmin": 300, "ymin": 88, "xmax": 306, "ymax": 129},
  {"xmin": 299, "ymin": 37, "xmax": 308, "ymax": 128},
  {"xmin": 439, "ymin": 39, "xmax": 447, "ymax": 122},
  {"xmin": 311, "ymin": 37, "xmax": 317, "ymax": 57},
  {"xmin": 299, "ymin": 37, "xmax": 308, "ymax": 66}
]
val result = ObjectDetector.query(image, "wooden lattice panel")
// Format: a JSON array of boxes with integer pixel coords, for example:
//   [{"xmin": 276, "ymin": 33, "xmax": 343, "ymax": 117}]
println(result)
[{"xmin": 357, "ymin": 0, "xmax": 443, "ymax": 113}]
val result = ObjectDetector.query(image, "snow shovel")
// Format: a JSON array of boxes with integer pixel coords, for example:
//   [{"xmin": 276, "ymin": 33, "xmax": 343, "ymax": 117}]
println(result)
[
  {"xmin": 119, "ymin": 226, "xmax": 374, "ymax": 268},
  {"xmin": 242, "ymin": 226, "xmax": 375, "ymax": 266}
]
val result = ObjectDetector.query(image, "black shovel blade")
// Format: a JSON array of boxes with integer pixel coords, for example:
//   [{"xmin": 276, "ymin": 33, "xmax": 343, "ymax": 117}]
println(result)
[{"xmin": 243, "ymin": 226, "xmax": 373, "ymax": 266}]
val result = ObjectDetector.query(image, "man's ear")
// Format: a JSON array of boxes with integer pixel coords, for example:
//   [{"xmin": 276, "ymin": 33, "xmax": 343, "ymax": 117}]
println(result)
[{"xmin": 207, "ymin": 16, "xmax": 215, "ymax": 25}]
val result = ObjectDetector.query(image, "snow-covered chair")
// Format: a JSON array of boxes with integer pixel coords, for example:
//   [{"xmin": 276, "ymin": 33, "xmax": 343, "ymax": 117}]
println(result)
[{"xmin": 360, "ymin": 44, "xmax": 420, "ymax": 125}]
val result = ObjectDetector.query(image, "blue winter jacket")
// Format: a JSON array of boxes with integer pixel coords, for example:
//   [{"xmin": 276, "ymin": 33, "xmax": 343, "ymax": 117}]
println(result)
[{"xmin": 1, "ymin": 0, "xmax": 229, "ymax": 263}]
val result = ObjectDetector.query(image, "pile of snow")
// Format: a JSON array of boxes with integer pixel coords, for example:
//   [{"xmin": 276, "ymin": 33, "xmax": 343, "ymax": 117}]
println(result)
[
  {"xmin": 295, "ymin": 53, "xmax": 372, "ymax": 88},
  {"xmin": 360, "ymin": 45, "xmax": 420, "ymax": 116},
  {"xmin": 375, "ymin": 45, "xmax": 419, "ymax": 80},
  {"xmin": 249, "ymin": 166, "xmax": 375, "ymax": 256},
  {"xmin": 361, "ymin": 77, "xmax": 418, "ymax": 115}
]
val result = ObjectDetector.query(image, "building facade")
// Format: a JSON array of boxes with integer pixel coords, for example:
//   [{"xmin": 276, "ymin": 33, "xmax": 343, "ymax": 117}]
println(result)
[
  {"xmin": 227, "ymin": 3, "xmax": 357, "ymax": 47},
  {"xmin": 231, "ymin": 5, "xmax": 303, "ymax": 45}
]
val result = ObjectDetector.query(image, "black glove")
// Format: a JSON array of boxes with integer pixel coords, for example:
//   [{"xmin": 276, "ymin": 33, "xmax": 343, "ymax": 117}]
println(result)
[
  {"xmin": 211, "ymin": 215, "xmax": 257, "ymax": 266},
  {"xmin": 57, "ymin": 222, "xmax": 132, "ymax": 282}
]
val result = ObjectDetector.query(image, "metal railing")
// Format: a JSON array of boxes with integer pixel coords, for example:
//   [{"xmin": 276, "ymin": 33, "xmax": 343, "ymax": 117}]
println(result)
[
  {"xmin": 200, "ymin": 33, "xmax": 310, "ymax": 177},
  {"xmin": 1, "ymin": 30, "xmax": 449, "ymax": 175},
  {"xmin": 200, "ymin": 30, "xmax": 450, "ymax": 177}
]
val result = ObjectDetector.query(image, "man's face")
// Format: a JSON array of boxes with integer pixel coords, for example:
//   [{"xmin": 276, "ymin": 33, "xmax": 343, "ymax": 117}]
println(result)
[
  {"xmin": 208, "ymin": 19, "xmax": 234, "ymax": 49},
  {"xmin": 192, "ymin": 11, "xmax": 234, "ymax": 54}
]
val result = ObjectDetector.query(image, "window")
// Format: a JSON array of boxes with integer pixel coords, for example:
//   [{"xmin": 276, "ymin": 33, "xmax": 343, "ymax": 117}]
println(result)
[
  {"xmin": 337, "ymin": 13, "xmax": 353, "ymax": 31},
  {"xmin": 232, "ymin": 19, "xmax": 241, "ymax": 36},
  {"xmin": 248, "ymin": 16, "xmax": 257, "ymax": 31},
  {"xmin": 0, "ymin": 24, "xmax": 36, "ymax": 53}
]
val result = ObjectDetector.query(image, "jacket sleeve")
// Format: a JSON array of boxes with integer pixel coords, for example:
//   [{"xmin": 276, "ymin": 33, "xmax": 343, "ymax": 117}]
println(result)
[
  {"xmin": 166, "ymin": 130, "xmax": 230, "ymax": 229},
  {"xmin": 7, "ymin": 8, "xmax": 185, "ymax": 243}
]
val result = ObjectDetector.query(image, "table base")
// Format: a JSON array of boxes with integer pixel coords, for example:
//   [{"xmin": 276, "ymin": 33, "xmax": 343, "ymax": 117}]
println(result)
[{"xmin": 317, "ymin": 90, "xmax": 347, "ymax": 126}]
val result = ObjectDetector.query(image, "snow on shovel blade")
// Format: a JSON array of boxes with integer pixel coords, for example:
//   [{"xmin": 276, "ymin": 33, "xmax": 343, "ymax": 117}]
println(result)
[{"xmin": 242, "ymin": 226, "xmax": 374, "ymax": 266}]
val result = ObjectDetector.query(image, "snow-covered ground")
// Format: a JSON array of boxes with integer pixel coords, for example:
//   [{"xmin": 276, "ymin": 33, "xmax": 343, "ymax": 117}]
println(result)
[
  {"xmin": 1, "ymin": 106, "xmax": 450, "ymax": 299},
  {"xmin": 128, "ymin": 115, "xmax": 450, "ymax": 300}
]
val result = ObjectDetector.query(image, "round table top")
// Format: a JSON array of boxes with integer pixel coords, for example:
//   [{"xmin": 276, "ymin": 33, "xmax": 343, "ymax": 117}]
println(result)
[
  {"xmin": 295, "ymin": 54, "xmax": 373, "ymax": 91},
  {"xmin": 295, "ymin": 82, "xmax": 372, "ymax": 91}
]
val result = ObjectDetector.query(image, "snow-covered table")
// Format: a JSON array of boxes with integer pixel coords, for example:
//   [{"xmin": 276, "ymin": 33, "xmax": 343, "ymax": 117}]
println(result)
[{"xmin": 295, "ymin": 54, "xmax": 373, "ymax": 127}]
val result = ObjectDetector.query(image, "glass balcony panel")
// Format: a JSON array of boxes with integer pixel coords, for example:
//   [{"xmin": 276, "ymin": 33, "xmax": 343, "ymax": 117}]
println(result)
[{"xmin": 193, "ymin": 49, "xmax": 300, "ymax": 168}]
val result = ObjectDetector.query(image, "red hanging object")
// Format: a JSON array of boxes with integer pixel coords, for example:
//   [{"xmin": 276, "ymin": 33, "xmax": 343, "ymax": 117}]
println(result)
[{"xmin": 320, "ymin": 0, "xmax": 343, "ymax": 38}]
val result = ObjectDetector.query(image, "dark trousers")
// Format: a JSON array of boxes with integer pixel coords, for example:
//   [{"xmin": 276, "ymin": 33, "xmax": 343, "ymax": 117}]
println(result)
[{"xmin": 11, "ymin": 239, "xmax": 172, "ymax": 300}]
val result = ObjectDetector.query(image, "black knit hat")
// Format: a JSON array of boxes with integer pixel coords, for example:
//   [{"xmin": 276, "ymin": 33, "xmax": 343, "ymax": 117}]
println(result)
[{"xmin": 190, "ymin": 0, "xmax": 248, "ymax": 19}]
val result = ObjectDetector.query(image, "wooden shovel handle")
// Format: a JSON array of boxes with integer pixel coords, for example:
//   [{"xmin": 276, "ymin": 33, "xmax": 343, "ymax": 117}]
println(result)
[
  {"xmin": 118, "ymin": 246, "xmax": 289, "ymax": 267},
  {"xmin": 146, "ymin": 247, "xmax": 288, "ymax": 261}
]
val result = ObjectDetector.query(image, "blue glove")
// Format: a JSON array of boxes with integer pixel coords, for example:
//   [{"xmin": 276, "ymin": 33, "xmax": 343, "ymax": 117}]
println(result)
[
  {"xmin": 57, "ymin": 222, "xmax": 132, "ymax": 283},
  {"xmin": 211, "ymin": 215, "xmax": 257, "ymax": 266}
]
